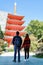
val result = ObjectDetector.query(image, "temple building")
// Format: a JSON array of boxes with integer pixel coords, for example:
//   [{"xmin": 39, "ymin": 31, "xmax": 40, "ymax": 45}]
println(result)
[{"xmin": 4, "ymin": 3, "xmax": 26, "ymax": 46}]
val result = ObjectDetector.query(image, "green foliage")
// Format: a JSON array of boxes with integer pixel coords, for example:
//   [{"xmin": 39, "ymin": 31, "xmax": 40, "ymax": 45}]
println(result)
[
  {"xmin": 1, "ymin": 42, "xmax": 8, "ymax": 51},
  {"xmin": 7, "ymin": 49, "xmax": 14, "ymax": 52},
  {"xmin": 0, "ymin": 25, "xmax": 4, "ymax": 39},
  {"xmin": 30, "ymin": 40, "xmax": 39, "ymax": 52},
  {"xmin": 25, "ymin": 20, "xmax": 43, "ymax": 39},
  {"xmin": 33, "ymin": 53, "xmax": 43, "ymax": 58},
  {"xmin": 0, "ymin": 39, "xmax": 8, "ymax": 54},
  {"xmin": 25, "ymin": 20, "xmax": 43, "ymax": 52}
]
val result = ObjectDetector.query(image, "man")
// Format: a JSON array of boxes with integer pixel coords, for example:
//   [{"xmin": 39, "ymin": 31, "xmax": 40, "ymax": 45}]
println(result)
[{"xmin": 12, "ymin": 31, "xmax": 22, "ymax": 62}]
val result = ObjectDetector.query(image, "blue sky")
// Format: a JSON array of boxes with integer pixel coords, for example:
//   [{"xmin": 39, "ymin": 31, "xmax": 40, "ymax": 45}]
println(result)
[{"xmin": 0, "ymin": 0, "xmax": 43, "ymax": 26}]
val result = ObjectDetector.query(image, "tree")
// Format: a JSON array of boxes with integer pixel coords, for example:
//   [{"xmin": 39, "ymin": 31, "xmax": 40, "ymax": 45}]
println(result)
[
  {"xmin": 25, "ymin": 20, "xmax": 43, "ymax": 52},
  {"xmin": 25, "ymin": 20, "xmax": 43, "ymax": 39},
  {"xmin": 0, "ymin": 25, "xmax": 4, "ymax": 39}
]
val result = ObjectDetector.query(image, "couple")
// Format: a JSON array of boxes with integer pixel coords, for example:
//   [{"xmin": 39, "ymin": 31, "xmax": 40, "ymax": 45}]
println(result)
[{"xmin": 12, "ymin": 31, "xmax": 31, "ymax": 62}]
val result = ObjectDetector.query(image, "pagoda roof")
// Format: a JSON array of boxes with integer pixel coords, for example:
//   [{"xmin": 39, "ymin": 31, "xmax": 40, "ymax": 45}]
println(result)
[
  {"xmin": 8, "ymin": 14, "xmax": 24, "ymax": 20},
  {"xmin": 5, "ymin": 30, "xmax": 26, "ymax": 36},
  {"xmin": 7, "ymin": 19, "xmax": 25, "ymax": 25},
  {"xmin": 6, "ymin": 25, "xmax": 25, "ymax": 31}
]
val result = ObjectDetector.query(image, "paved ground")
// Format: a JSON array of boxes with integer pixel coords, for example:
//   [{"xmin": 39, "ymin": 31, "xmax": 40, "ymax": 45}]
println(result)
[{"xmin": 0, "ymin": 52, "xmax": 43, "ymax": 65}]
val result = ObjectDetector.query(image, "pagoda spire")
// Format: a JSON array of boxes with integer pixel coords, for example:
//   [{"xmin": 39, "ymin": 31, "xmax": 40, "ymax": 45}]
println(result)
[{"xmin": 14, "ymin": 2, "xmax": 16, "ymax": 15}]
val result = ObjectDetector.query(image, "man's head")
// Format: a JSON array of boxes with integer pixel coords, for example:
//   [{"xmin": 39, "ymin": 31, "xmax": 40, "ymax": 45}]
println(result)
[{"xmin": 16, "ymin": 31, "xmax": 19, "ymax": 36}]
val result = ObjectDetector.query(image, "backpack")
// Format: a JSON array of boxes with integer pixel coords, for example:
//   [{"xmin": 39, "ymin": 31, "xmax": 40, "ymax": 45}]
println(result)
[{"xmin": 14, "ymin": 37, "xmax": 21, "ymax": 46}]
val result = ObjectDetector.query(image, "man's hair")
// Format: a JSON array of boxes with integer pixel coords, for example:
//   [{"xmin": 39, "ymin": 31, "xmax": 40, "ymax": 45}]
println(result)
[{"xmin": 16, "ymin": 31, "xmax": 19, "ymax": 35}]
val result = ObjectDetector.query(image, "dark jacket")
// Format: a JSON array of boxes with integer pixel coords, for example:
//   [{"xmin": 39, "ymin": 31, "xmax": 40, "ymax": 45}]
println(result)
[
  {"xmin": 12, "ymin": 36, "xmax": 22, "ymax": 47},
  {"xmin": 21, "ymin": 37, "xmax": 30, "ymax": 48}
]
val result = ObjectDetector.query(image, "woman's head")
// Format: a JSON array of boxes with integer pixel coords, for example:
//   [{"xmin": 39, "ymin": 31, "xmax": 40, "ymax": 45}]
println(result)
[{"xmin": 25, "ymin": 34, "xmax": 29, "ymax": 38}]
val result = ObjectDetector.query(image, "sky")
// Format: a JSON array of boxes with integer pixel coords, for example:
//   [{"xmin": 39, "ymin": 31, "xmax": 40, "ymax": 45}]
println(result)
[{"xmin": 0, "ymin": 0, "xmax": 43, "ymax": 28}]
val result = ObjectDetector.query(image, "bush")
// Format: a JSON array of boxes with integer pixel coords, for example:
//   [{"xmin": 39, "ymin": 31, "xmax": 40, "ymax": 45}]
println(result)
[
  {"xmin": 0, "ymin": 39, "xmax": 8, "ymax": 53},
  {"xmin": 33, "ymin": 53, "xmax": 43, "ymax": 58},
  {"xmin": 30, "ymin": 41, "xmax": 39, "ymax": 52}
]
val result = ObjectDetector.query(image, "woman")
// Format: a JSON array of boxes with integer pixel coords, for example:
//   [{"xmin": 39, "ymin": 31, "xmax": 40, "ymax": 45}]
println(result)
[{"xmin": 21, "ymin": 34, "xmax": 31, "ymax": 59}]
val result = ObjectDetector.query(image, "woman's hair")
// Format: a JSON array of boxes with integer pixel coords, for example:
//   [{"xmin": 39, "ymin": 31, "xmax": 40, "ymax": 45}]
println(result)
[{"xmin": 25, "ymin": 34, "xmax": 29, "ymax": 38}]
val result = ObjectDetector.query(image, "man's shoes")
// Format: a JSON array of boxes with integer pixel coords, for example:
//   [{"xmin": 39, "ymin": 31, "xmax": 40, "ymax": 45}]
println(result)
[
  {"xmin": 18, "ymin": 61, "xmax": 20, "ymax": 62},
  {"xmin": 13, "ymin": 60, "xmax": 20, "ymax": 63},
  {"xmin": 13, "ymin": 60, "xmax": 16, "ymax": 62}
]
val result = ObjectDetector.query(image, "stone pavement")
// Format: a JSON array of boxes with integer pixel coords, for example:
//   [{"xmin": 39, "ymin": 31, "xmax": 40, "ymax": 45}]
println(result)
[{"xmin": 0, "ymin": 52, "xmax": 43, "ymax": 65}]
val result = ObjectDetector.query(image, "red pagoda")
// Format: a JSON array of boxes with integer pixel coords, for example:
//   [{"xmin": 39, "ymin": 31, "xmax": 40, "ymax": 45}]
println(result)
[{"xmin": 4, "ymin": 3, "xmax": 26, "ymax": 46}]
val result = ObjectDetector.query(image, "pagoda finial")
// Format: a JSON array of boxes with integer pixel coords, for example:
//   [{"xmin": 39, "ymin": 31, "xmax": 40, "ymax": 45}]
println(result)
[{"xmin": 14, "ymin": 2, "xmax": 16, "ymax": 15}]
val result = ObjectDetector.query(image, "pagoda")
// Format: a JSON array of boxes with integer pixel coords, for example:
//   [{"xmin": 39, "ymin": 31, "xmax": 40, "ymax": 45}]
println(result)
[{"xmin": 4, "ymin": 3, "xmax": 26, "ymax": 46}]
